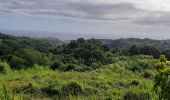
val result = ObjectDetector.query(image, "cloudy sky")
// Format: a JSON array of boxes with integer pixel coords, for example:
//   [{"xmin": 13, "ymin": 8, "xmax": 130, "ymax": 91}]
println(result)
[{"xmin": 0, "ymin": 0, "xmax": 170, "ymax": 40}]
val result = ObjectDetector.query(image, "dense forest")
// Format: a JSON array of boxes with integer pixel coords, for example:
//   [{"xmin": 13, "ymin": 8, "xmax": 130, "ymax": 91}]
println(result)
[
  {"xmin": 100, "ymin": 38, "xmax": 170, "ymax": 50},
  {"xmin": 1, "ymin": 33, "xmax": 170, "ymax": 99}
]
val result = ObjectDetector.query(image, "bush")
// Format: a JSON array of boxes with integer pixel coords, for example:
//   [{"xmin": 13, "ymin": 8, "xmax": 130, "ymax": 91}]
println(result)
[
  {"xmin": 12, "ymin": 83, "xmax": 36, "ymax": 94},
  {"xmin": 65, "ymin": 64, "xmax": 92, "ymax": 72},
  {"xmin": 42, "ymin": 85, "xmax": 59, "ymax": 96},
  {"xmin": 154, "ymin": 69, "xmax": 170, "ymax": 100},
  {"xmin": 130, "ymin": 80, "xmax": 140, "ymax": 86},
  {"xmin": 9, "ymin": 56, "xmax": 28, "ymax": 69},
  {"xmin": 159, "ymin": 55, "xmax": 167, "ymax": 62},
  {"xmin": 50, "ymin": 60, "xmax": 65, "ymax": 70},
  {"xmin": 91, "ymin": 62, "xmax": 101, "ymax": 69},
  {"xmin": 0, "ymin": 61, "xmax": 10, "ymax": 74},
  {"xmin": 124, "ymin": 89, "xmax": 151, "ymax": 100},
  {"xmin": 65, "ymin": 64, "xmax": 76, "ymax": 71},
  {"xmin": 60, "ymin": 82, "xmax": 83, "ymax": 96},
  {"xmin": 0, "ymin": 63, "xmax": 5, "ymax": 74},
  {"xmin": 123, "ymin": 59, "xmax": 155, "ymax": 73},
  {"xmin": 9, "ymin": 48, "xmax": 51, "ymax": 69},
  {"xmin": 22, "ymin": 83, "xmax": 36, "ymax": 94},
  {"xmin": 143, "ymin": 71, "xmax": 154, "ymax": 79},
  {"xmin": 155, "ymin": 55, "xmax": 167, "ymax": 71},
  {"xmin": 42, "ymin": 80, "xmax": 63, "ymax": 96},
  {"xmin": 155, "ymin": 62, "xmax": 166, "ymax": 71}
]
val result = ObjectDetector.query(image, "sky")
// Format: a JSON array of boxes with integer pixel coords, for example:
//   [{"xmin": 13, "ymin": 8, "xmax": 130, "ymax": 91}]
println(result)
[{"xmin": 1, "ymin": 0, "xmax": 170, "ymax": 40}]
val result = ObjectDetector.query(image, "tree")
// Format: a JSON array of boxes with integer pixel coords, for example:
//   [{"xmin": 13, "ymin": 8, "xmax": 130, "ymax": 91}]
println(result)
[
  {"xmin": 128, "ymin": 45, "xmax": 139, "ymax": 56},
  {"xmin": 77, "ymin": 38, "xmax": 85, "ymax": 47},
  {"xmin": 2, "ymin": 39, "xmax": 22, "ymax": 53},
  {"xmin": 161, "ymin": 49, "xmax": 170, "ymax": 60},
  {"xmin": 0, "ymin": 44, "xmax": 13, "ymax": 61},
  {"xmin": 102, "ymin": 44, "xmax": 110, "ymax": 51},
  {"xmin": 139, "ymin": 46, "xmax": 160, "ymax": 59},
  {"xmin": 9, "ymin": 55, "xmax": 28, "ymax": 69},
  {"xmin": 68, "ymin": 40, "xmax": 78, "ymax": 49},
  {"xmin": 128, "ymin": 45, "xmax": 160, "ymax": 58},
  {"xmin": 50, "ymin": 60, "xmax": 65, "ymax": 70},
  {"xmin": 9, "ymin": 48, "xmax": 51, "ymax": 69},
  {"xmin": 86, "ymin": 38, "xmax": 102, "ymax": 50},
  {"xmin": 50, "ymin": 46, "xmax": 64, "ymax": 54}
]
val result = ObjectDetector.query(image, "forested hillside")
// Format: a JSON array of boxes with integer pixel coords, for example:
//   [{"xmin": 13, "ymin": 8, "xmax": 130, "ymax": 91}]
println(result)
[
  {"xmin": 100, "ymin": 38, "xmax": 170, "ymax": 50},
  {"xmin": 0, "ymin": 33, "xmax": 62, "ymax": 51},
  {"xmin": 0, "ymin": 33, "xmax": 170, "ymax": 99}
]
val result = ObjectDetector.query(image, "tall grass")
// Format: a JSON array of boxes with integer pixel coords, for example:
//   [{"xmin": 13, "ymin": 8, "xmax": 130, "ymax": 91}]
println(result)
[
  {"xmin": 0, "ymin": 83, "xmax": 17, "ymax": 100},
  {"xmin": 0, "ymin": 84, "xmax": 11, "ymax": 100}
]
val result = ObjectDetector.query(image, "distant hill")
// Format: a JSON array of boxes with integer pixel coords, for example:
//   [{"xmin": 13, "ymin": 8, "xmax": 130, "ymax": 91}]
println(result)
[
  {"xmin": 99, "ymin": 38, "xmax": 170, "ymax": 50},
  {"xmin": 2, "ymin": 32, "xmax": 170, "ymax": 50},
  {"xmin": 0, "ymin": 33, "xmax": 63, "ymax": 51},
  {"xmin": 0, "ymin": 33, "xmax": 15, "ymax": 39}
]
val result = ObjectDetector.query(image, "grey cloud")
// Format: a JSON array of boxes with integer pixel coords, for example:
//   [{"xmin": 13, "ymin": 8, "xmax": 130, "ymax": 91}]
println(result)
[
  {"xmin": 0, "ymin": 0, "xmax": 170, "ymax": 26},
  {"xmin": 65, "ymin": 2, "xmax": 137, "ymax": 15},
  {"xmin": 133, "ymin": 12, "xmax": 170, "ymax": 26},
  {"xmin": 0, "ymin": 0, "xmax": 140, "ymax": 20}
]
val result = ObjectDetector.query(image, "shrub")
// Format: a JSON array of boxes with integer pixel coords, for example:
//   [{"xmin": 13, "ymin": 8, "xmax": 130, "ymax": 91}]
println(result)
[
  {"xmin": 153, "ymin": 55, "xmax": 170, "ymax": 99},
  {"xmin": 75, "ymin": 65, "xmax": 92, "ymax": 72},
  {"xmin": 42, "ymin": 81, "xmax": 63, "ymax": 96},
  {"xmin": 124, "ymin": 59, "xmax": 155, "ymax": 73},
  {"xmin": 90, "ymin": 62, "xmax": 101, "ymax": 69},
  {"xmin": 65, "ymin": 64, "xmax": 92, "ymax": 72},
  {"xmin": 82, "ymin": 88, "xmax": 98, "ymax": 96},
  {"xmin": 9, "ymin": 55, "xmax": 29, "ymax": 69},
  {"xmin": 155, "ymin": 55, "xmax": 168, "ymax": 71},
  {"xmin": 12, "ymin": 83, "xmax": 36, "ymax": 94},
  {"xmin": 143, "ymin": 71, "xmax": 154, "ymax": 79},
  {"xmin": 0, "ymin": 64, "xmax": 5, "ymax": 74},
  {"xmin": 115, "ymin": 81, "xmax": 128, "ymax": 88},
  {"xmin": 42, "ymin": 85, "xmax": 59, "ymax": 96},
  {"xmin": 22, "ymin": 83, "xmax": 36, "ymax": 94},
  {"xmin": 60, "ymin": 82, "xmax": 83, "ymax": 96},
  {"xmin": 9, "ymin": 48, "xmax": 51, "ymax": 69},
  {"xmin": 155, "ymin": 62, "xmax": 166, "ymax": 71},
  {"xmin": 124, "ymin": 89, "xmax": 151, "ymax": 100},
  {"xmin": 65, "ymin": 64, "xmax": 76, "ymax": 71},
  {"xmin": 50, "ymin": 60, "xmax": 65, "ymax": 70},
  {"xmin": 154, "ymin": 69, "xmax": 170, "ymax": 100},
  {"xmin": 159, "ymin": 55, "xmax": 167, "ymax": 62},
  {"xmin": 0, "ymin": 61, "xmax": 10, "ymax": 74},
  {"xmin": 130, "ymin": 80, "xmax": 140, "ymax": 86}
]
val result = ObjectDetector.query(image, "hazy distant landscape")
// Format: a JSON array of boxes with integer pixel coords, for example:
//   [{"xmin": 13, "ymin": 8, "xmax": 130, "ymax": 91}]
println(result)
[{"xmin": 2, "ymin": 29, "xmax": 170, "ymax": 40}]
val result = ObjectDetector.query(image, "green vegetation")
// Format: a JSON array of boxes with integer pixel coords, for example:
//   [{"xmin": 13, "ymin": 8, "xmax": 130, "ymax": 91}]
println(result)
[
  {"xmin": 1, "ymin": 33, "xmax": 170, "ymax": 99},
  {"xmin": 0, "ymin": 56, "xmax": 157, "ymax": 99},
  {"xmin": 100, "ymin": 38, "xmax": 170, "ymax": 50},
  {"xmin": 154, "ymin": 55, "xmax": 170, "ymax": 100}
]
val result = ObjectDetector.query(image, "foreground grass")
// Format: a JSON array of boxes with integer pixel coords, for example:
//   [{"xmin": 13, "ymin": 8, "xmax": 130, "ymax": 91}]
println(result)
[{"xmin": 0, "ymin": 56, "xmax": 157, "ymax": 100}]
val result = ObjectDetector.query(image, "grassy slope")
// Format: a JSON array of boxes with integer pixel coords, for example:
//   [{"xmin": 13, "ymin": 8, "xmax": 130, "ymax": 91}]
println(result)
[{"xmin": 0, "ymin": 58, "xmax": 156, "ymax": 100}]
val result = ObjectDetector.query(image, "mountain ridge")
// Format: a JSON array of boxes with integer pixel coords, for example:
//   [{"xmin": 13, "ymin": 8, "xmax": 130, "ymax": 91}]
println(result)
[{"xmin": 1, "ymin": 32, "xmax": 170, "ymax": 50}]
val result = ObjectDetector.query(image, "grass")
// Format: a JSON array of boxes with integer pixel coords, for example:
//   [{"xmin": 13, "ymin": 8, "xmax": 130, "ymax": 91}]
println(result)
[{"xmin": 0, "ymin": 56, "xmax": 157, "ymax": 100}]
